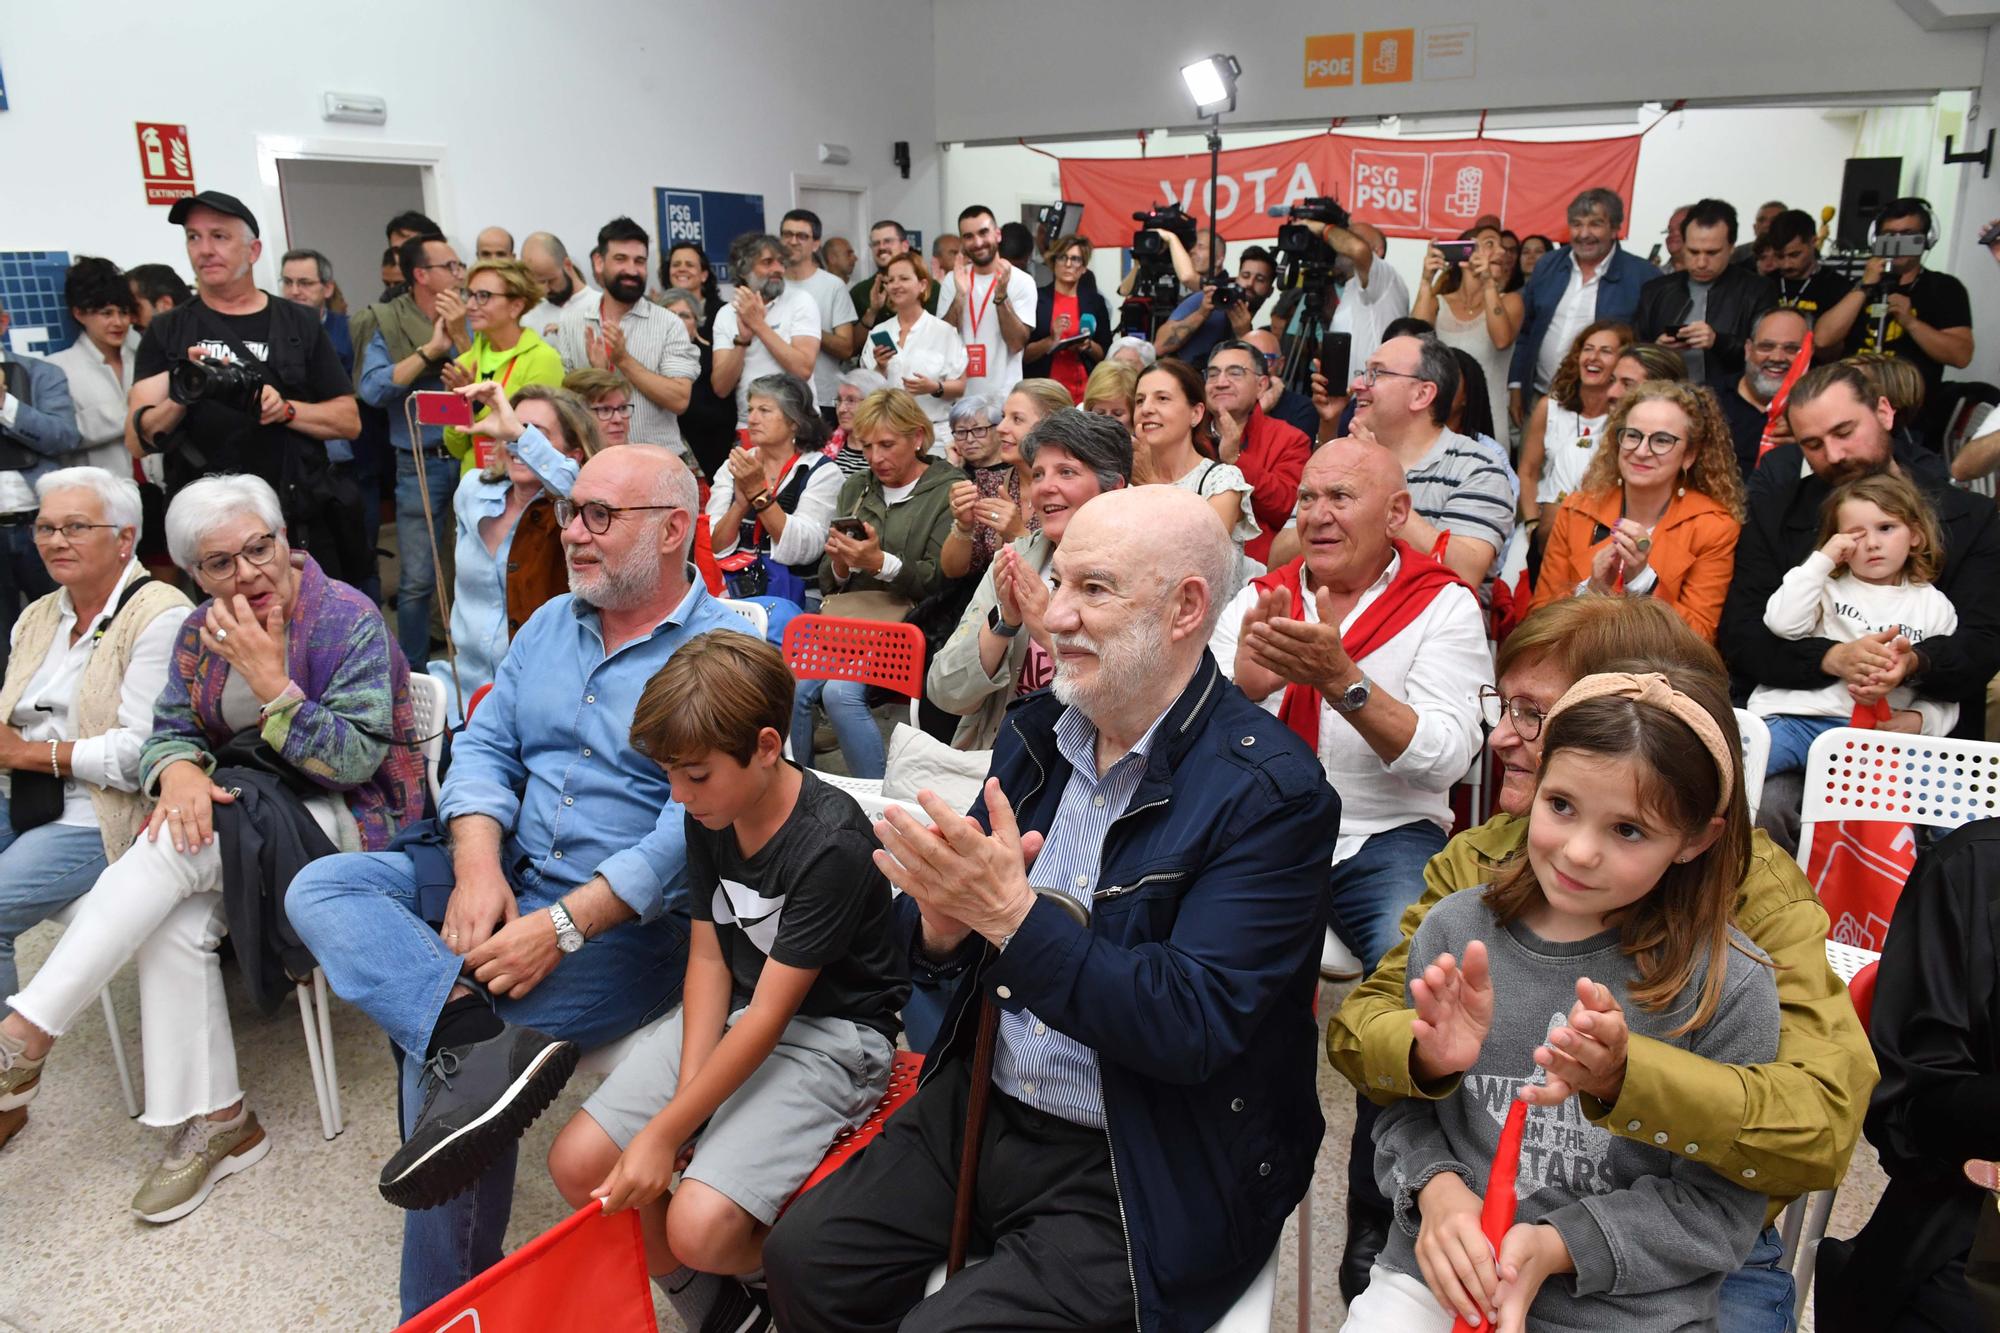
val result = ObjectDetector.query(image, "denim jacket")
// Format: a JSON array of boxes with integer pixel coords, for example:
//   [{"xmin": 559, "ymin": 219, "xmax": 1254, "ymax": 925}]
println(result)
[{"xmin": 914, "ymin": 652, "xmax": 1338, "ymax": 1332}]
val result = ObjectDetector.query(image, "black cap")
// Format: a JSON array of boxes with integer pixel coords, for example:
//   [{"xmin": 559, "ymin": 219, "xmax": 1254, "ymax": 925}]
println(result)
[{"xmin": 166, "ymin": 191, "xmax": 261, "ymax": 238}]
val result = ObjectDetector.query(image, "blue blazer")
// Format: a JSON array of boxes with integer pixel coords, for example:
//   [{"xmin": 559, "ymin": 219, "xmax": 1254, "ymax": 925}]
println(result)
[
  {"xmin": 0, "ymin": 352, "xmax": 84, "ymax": 484},
  {"xmin": 913, "ymin": 653, "xmax": 1338, "ymax": 1332},
  {"xmin": 1508, "ymin": 244, "xmax": 1660, "ymax": 388}
]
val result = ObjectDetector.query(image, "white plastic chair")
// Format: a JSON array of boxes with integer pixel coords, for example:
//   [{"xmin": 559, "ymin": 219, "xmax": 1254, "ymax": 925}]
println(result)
[
  {"xmin": 49, "ymin": 899, "xmax": 140, "ymax": 1119},
  {"xmin": 717, "ymin": 597, "xmax": 769, "ymax": 640},
  {"xmin": 408, "ymin": 672, "xmax": 448, "ymax": 807},
  {"xmin": 1734, "ymin": 709, "xmax": 1769, "ymax": 823},
  {"xmin": 1778, "ymin": 726, "xmax": 2000, "ymax": 1318}
]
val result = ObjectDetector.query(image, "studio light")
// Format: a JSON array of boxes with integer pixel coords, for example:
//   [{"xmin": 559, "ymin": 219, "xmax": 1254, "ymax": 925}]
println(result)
[{"xmin": 1180, "ymin": 54, "xmax": 1240, "ymax": 117}]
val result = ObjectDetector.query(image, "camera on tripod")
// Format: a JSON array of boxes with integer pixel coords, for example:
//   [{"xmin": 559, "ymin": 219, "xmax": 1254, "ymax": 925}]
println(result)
[
  {"xmin": 168, "ymin": 356, "xmax": 267, "ymax": 415},
  {"xmin": 1275, "ymin": 196, "xmax": 1352, "ymax": 258},
  {"xmin": 1131, "ymin": 202, "xmax": 1198, "ymax": 257},
  {"xmin": 1119, "ymin": 202, "xmax": 1202, "ymax": 338}
]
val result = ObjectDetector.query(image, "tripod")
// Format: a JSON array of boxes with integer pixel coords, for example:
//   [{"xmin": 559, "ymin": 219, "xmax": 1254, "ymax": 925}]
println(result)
[{"xmin": 1276, "ymin": 281, "xmax": 1340, "ymax": 398}]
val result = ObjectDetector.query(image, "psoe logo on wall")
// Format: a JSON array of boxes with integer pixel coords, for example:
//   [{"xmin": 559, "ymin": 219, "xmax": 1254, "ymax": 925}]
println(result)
[
  {"xmin": 1303, "ymin": 34, "xmax": 1355, "ymax": 88},
  {"xmin": 1350, "ymin": 150, "xmax": 1427, "ymax": 233},
  {"xmin": 1428, "ymin": 152, "xmax": 1510, "ymax": 228}
]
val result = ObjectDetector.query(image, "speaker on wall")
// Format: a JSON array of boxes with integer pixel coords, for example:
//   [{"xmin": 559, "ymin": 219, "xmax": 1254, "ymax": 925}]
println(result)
[{"xmin": 1837, "ymin": 156, "xmax": 1903, "ymax": 250}]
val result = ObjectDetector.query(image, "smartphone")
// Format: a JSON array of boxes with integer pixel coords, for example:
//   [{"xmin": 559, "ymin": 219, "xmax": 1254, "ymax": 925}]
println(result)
[
  {"xmin": 1434, "ymin": 240, "xmax": 1477, "ymax": 266},
  {"xmin": 414, "ymin": 390, "xmax": 473, "ymax": 428},
  {"xmin": 1319, "ymin": 331, "xmax": 1353, "ymax": 388},
  {"xmin": 1980, "ymin": 221, "xmax": 2000, "ymax": 247},
  {"xmin": 830, "ymin": 517, "xmax": 870, "ymax": 541},
  {"xmin": 870, "ymin": 330, "xmax": 896, "ymax": 351}
]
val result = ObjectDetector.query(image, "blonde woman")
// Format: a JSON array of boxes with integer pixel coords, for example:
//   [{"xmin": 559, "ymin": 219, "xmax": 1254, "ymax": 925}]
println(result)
[{"xmin": 441, "ymin": 259, "xmax": 566, "ymax": 471}]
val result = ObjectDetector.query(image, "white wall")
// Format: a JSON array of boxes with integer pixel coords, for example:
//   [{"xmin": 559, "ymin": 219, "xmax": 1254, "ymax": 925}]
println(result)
[
  {"xmin": 0, "ymin": 0, "xmax": 942, "ymax": 292},
  {"xmin": 932, "ymin": 0, "xmax": 1982, "ymax": 144},
  {"xmin": 1949, "ymin": 26, "xmax": 2000, "ymax": 359}
]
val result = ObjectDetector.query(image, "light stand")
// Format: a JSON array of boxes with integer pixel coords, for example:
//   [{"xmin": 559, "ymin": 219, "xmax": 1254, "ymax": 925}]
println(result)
[{"xmin": 1181, "ymin": 54, "xmax": 1240, "ymax": 282}]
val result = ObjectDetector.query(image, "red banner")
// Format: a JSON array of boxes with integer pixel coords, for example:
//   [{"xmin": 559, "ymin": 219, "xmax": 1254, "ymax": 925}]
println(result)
[
  {"xmin": 1059, "ymin": 132, "xmax": 1642, "ymax": 245},
  {"xmin": 394, "ymin": 1204, "xmax": 656, "ymax": 1333}
]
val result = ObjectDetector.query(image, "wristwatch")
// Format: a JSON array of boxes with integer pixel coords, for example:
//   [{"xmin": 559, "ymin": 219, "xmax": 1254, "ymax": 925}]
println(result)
[
  {"xmin": 749, "ymin": 491, "xmax": 774, "ymax": 512},
  {"xmin": 1330, "ymin": 674, "xmax": 1373, "ymax": 714},
  {"xmin": 548, "ymin": 900, "xmax": 586, "ymax": 954},
  {"xmin": 987, "ymin": 605, "xmax": 1023, "ymax": 638}
]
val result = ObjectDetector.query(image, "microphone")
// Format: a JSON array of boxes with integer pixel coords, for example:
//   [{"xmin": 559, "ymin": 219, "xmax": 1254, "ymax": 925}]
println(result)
[{"xmin": 1266, "ymin": 206, "xmax": 1292, "ymax": 218}]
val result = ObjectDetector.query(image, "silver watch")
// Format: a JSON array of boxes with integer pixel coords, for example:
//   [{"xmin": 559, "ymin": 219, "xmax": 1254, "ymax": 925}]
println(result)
[
  {"xmin": 1331, "ymin": 675, "xmax": 1372, "ymax": 714},
  {"xmin": 549, "ymin": 901, "xmax": 585, "ymax": 954}
]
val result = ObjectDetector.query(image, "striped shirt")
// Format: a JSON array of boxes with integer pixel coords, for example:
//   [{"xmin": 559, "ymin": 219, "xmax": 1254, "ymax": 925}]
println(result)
[
  {"xmin": 1403, "ymin": 426, "xmax": 1516, "ymax": 565},
  {"xmin": 991, "ymin": 702, "xmax": 1167, "ymax": 1129},
  {"xmin": 552, "ymin": 289, "xmax": 699, "ymax": 455}
]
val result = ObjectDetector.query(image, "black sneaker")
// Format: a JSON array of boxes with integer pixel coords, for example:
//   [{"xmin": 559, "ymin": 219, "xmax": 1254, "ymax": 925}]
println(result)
[
  {"xmin": 378, "ymin": 1025, "xmax": 578, "ymax": 1210},
  {"xmin": 700, "ymin": 1279, "xmax": 772, "ymax": 1333}
]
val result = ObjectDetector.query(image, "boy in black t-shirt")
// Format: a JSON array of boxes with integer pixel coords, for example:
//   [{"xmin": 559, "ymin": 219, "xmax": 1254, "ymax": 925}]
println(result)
[{"xmin": 548, "ymin": 630, "xmax": 906, "ymax": 1333}]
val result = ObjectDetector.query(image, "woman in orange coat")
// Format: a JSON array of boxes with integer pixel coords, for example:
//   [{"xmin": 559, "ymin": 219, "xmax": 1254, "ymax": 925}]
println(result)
[{"xmin": 1528, "ymin": 379, "xmax": 1743, "ymax": 643}]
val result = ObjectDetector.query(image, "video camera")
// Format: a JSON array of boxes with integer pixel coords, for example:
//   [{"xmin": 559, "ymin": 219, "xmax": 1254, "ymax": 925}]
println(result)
[
  {"xmin": 1868, "ymin": 233, "xmax": 1928, "ymax": 260},
  {"xmin": 168, "ymin": 356, "xmax": 266, "ymax": 416},
  {"xmin": 1274, "ymin": 196, "xmax": 1352, "ymax": 258},
  {"xmin": 1131, "ymin": 202, "xmax": 1198, "ymax": 257}
]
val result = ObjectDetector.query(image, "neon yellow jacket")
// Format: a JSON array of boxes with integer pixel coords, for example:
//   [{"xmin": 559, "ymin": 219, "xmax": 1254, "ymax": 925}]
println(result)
[{"xmin": 446, "ymin": 327, "xmax": 566, "ymax": 471}]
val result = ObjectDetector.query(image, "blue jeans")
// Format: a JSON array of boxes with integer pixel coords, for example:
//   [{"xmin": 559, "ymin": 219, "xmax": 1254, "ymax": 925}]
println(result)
[
  {"xmin": 0, "ymin": 794, "xmax": 110, "ymax": 1009},
  {"xmin": 283, "ymin": 850, "xmax": 689, "ymax": 1317},
  {"xmin": 1327, "ymin": 820, "xmax": 1451, "ymax": 968},
  {"xmin": 1718, "ymin": 1226, "xmax": 1797, "ymax": 1333},
  {"xmin": 791, "ymin": 677, "xmax": 887, "ymax": 779},
  {"xmin": 394, "ymin": 450, "xmax": 460, "ymax": 668},
  {"xmin": 1764, "ymin": 714, "xmax": 1844, "ymax": 777}
]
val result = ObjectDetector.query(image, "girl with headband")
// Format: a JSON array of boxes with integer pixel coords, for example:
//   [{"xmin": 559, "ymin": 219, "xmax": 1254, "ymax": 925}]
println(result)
[{"xmin": 1341, "ymin": 668, "xmax": 1780, "ymax": 1333}]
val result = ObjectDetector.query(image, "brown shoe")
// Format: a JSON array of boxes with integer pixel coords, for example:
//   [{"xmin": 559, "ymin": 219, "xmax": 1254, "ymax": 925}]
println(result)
[{"xmin": 0, "ymin": 1105, "xmax": 26, "ymax": 1150}]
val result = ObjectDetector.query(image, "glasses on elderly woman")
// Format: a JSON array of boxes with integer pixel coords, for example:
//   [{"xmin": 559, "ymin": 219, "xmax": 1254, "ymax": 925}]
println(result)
[
  {"xmin": 1477, "ymin": 685, "xmax": 1546, "ymax": 740},
  {"xmin": 590, "ymin": 402, "xmax": 636, "ymax": 421},
  {"xmin": 554, "ymin": 498, "xmax": 677, "ymax": 534},
  {"xmin": 32, "ymin": 520, "xmax": 119, "ymax": 544},
  {"xmin": 194, "ymin": 532, "xmax": 281, "ymax": 581},
  {"xmin": 1617, "ymin": 427, "xmax": 1685, "ymax": 457},
  {"xmin": 951, "ymin": 424, "xmax": 993, "ymax": 443}
]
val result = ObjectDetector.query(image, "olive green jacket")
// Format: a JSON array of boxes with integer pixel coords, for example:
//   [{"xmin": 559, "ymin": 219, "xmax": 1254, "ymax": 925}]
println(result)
[
  {"xmin": 1327, "ymin": 812, "xmax": 1879, "ymax": 1216},
  {"xmin": 817, "ymin": 459, "xmax": 959, "ymax": 603}
]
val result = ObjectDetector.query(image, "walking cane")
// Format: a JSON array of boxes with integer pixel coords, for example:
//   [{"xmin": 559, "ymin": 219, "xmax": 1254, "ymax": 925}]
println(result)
[{"xmin": 947, "ymin": 997, "xmax": 1001, "ymax": 1276}]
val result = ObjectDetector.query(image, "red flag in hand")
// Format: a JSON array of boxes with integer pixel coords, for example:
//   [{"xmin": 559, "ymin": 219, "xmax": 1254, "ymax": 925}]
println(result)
[
  {"xmin": 1451, "ymin": 1097, "xmax": 1529, "ymax": 1333},
  {"xmin": 1756, "ymin": 331, "xmax": 1814, "ymax": 461}
]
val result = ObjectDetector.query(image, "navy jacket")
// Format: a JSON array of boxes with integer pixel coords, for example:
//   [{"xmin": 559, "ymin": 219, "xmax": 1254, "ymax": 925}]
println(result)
[
  {"xmin": 0, "ymin": 351, "xmax": 84, "ymax": 483},
  {"xmin": 917, "ymin": 652, "xmax": 1338, "ymax": 1332},
  {"xmin": 1508, "ymin": 244, "xmax": 1659, "ymax": 389}
]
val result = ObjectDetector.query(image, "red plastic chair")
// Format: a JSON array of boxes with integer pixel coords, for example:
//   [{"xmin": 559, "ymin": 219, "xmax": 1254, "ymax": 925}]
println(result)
[
  {"xmin": 781, "ymin": 614, "xmax": 927, "ymax": 731},
  {"xmin": 1847, "ymin": 958, "xmax": 1879, "ymax": 1032},
  {"xmin": 788, "ymin": 1050, "xmax": 925, "ymax": 1204},
  {"xmin": 464, "ymin": 681, "xmax": 494, "ymax": 719}
]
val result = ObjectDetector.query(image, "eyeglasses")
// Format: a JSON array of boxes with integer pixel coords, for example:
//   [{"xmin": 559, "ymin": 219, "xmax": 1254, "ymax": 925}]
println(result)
[
  {"xmin": 465, "ymin": 289, "xmax": 510, "ymax": 307},
  {"xmin": 1355, "ymin": 366, "xmax": 1422, "ymax": 388},
  {"xmin": 1616, "ymin": 427, "xmax": 1686, "ymax": 456},
  {"xmin": 780, "ymin": 231, "xmax": 817, "ymax": 245},
  {"xmin": 1204, "ymin": 364, "xmax": 1257, "ymax": 382},
  {"xmin": 194, "ymin": 532, "xmax": 281, "ymax": 581},
  {"xmin": 554, "ymin": 498, "xmax": 678, "ymax": 534},
  {"xmin": 32, "ymin": 520, "xmax": 119, "ymax": 544},
  {"xmin": 1478, "ymin": 686, "xmax": 1547, "ymax": 740},
  {"xmin": 590, "ymin": 402, "xmax": 636, "ymax": 421},
  {"xmin": 951, "ymin": 424, "xmax": 993, "ymax": 442},
  {"xmin": 416, "ymin": 260, "xmax": 466, "ymax": 275},
  {"xmin": 1052, "ymin": 252, "xmax": 1087, "ymax": 265},
  {"xmin": 1750, "ymin": 340, "xmax": 1804, "ymax": 357}
]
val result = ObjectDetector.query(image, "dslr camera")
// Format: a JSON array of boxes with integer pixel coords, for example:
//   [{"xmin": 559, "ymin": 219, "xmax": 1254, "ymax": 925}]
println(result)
[
  {"xmin": 1131, "ymin": 202, "xmax": 1198, "ymax": 258},
  {"xmin": 1275, "ymin": 196, "xmax": 1353, "ymax": 257},
  {"xmin": 168, "ymin": 355, "xmax": 267, "ymax": 416}
]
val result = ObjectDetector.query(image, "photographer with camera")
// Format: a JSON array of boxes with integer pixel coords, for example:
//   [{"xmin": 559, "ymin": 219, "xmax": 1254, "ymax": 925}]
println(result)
[
  {"xmin": 126, "ymin": 193, "xmax": 361, "ymax": 588},
  {"xmin": 1814, "ymin": 197, "xmax": 1973, "ymax": 411},
  {"xmin": 1155, "ymin": 246, "xmax": 1277, "ymax": 371}
]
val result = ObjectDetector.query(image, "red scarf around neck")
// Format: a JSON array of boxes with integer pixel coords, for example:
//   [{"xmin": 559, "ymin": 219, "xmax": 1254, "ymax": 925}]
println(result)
[{"xmin": 1249, "ymin": 538, "xmax": 1469, "ymax": 750}]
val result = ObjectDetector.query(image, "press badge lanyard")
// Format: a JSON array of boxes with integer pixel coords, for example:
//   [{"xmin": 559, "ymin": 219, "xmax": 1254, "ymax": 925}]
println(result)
[{"xmin": 967, "ymin": 272, "xmax": 998, "ymax": 334}]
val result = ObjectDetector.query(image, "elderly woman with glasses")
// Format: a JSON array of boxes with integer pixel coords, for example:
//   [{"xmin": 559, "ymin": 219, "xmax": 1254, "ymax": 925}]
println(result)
[
  {"xmin": 563, "ymin": 368, "xmax": 634, "ymax": 448},
  {"xmin": 705, "ymin": 373, "xmax": 841, "ymax": 636},
  {"xmin": 827, "ymin": 367, "xmax": 888, "ymax": 477},
  {"xmin": 428, "ymin": 382, "xmax": 602, "ymax": 716},
  {"xmin": 1528, "ymin": 378, "xmax": 1744, "ymax": 643},
  {"xmin": 0, "ymin": 469, "xmax": 191, "ymax": 1129},
  {"xmin": 938, "ymin": 393, "xmax": 1015, "ymax": 579},
  {"xmin": 0, "ymin": 475, "xmax": 424, "ymax": 1221},
  {"xmin": 1024, "ymin": 235, "xmax": 1111, "ymax": 403}
]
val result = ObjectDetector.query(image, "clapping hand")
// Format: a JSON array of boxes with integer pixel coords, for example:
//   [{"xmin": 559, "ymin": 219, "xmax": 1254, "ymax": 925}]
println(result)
[
  {"xmin": 1239, "ymin": 581, "xmax": 1357, "ymax": 702},
  {"xmin": 993, "ymin": 546, "xmax": 1050, "ymax": 643},
  {"xmin": 596, "ymin": 319, "xmax": 629, "ymax": 366},
  {"xmin": 438, "ymin": 358, "xmax": 474, "ymax": 390},
  {"xmin": 733, "ymin": 286, "xmax": 769, "ymax": 335},
  {"xmin": 725, "ymin": 446, "xmax": 765, "ymax": 497},
  {"xmin": 1518, "ymin": 976, "xmax": 1629, "ymax": 1107},
  {"xmin": 1587, "ymin": 519, "xmax": 1651, "ymax": 593},
  {"xmin": 1409, "ymin": 941, "xmax": 1495, "ymax": 1082}
]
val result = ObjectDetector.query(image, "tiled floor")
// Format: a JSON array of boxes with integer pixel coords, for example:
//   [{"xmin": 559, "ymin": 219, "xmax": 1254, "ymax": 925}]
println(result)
[{"xmin": 0, "ymin": 927, "xmax": 1882, "ymax": 1332}]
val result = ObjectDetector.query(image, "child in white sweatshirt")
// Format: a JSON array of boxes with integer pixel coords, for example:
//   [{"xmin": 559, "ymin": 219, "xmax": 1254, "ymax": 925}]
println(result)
[{"xmin": 1749, "ymin": 471, "xmax": 1958, "ymax": 773}]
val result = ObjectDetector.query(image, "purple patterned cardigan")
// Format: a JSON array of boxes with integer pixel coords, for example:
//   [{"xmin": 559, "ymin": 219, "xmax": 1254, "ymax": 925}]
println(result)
[{"xmin": 140, "ymin": 554, "xmax": 425, "ymax": 849}]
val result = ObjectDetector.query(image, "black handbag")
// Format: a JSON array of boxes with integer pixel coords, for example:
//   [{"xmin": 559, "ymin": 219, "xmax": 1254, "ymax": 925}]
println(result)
[{"xmin": 8, "ymin": 576, "xmax": 155, "ymax": 835}]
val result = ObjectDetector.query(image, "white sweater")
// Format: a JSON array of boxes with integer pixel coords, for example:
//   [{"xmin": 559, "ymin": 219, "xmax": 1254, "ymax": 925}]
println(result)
[{"xmin": 1748, "ymin": 549, "xmax": 1959, "ymax": 733}]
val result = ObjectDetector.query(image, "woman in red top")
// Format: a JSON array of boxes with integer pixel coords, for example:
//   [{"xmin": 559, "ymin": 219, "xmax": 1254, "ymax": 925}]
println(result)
[{"xmin": 1024, "ymin": 235, "xmax": 1110, "ymax": 402}]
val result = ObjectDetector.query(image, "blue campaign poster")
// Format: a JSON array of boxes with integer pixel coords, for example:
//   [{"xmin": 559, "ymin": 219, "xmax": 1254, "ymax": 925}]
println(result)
[
  {"xmin": 655, "ymin": 188, "xmax": 767, "ymax": 283},
  {"xmin": 0, "ymin": 53, "xmax": 10, "ymax": 111}
]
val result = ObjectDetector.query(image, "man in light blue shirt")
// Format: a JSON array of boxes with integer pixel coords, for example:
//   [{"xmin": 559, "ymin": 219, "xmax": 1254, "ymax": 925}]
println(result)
[{"xmin": 286, "ymin": 444, "xmax": 752, "ymax": 1317}]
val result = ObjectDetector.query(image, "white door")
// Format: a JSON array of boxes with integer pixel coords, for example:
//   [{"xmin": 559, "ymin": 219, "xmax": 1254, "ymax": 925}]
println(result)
[
  {"xmin": 277, "ymin": 159, "xmax": 428, "ymax": 308},
  {"xmin": 795, "ymin": 183, "xmax": 867, "ymax": 263}
]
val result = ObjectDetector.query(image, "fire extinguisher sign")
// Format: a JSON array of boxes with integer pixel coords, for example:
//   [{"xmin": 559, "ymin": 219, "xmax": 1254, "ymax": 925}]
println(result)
[{"xmin": 135, "ymin": 123, "xmax": 196, "ymax": 205}]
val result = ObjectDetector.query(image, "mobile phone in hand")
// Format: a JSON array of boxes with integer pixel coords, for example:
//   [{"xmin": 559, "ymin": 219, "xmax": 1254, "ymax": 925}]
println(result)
[
  {"xmin": 830, "ymin": 518, "xmax": 870, "ymax": 540},
  {"xmin": 870, "ymin": 330, "xmax": 896, "ymax": 351},
  {"xmin": 1434, "ymin": 240, "xmax": 1477, "ymax": 266},
  {"xmin": 414, "ymin": 391, "xmax": 473, "ymax": 428},
  {"xmin": 1320, "ymin": 331, "xmax": 1353, "ymax": 388},
  {"xmin": 1980, "ymin": 221, "xmax": 2000, "ymax": 248}
]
